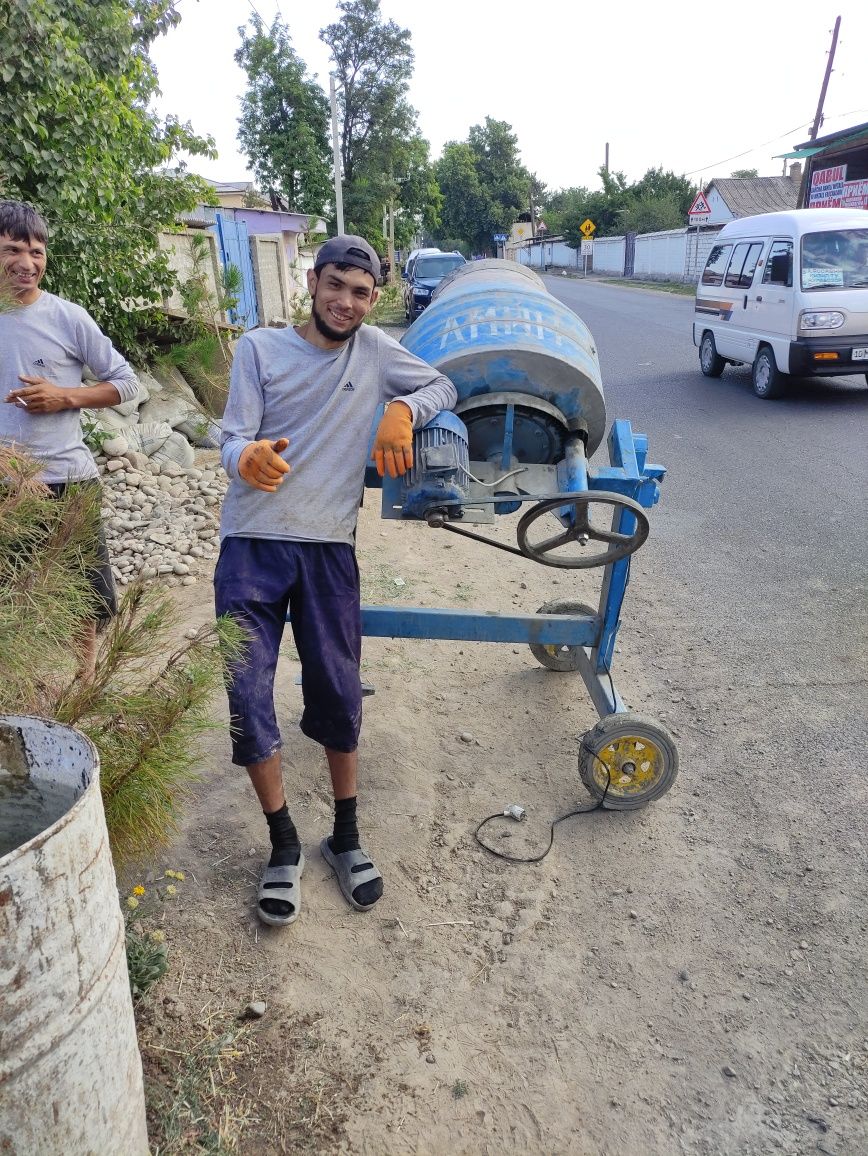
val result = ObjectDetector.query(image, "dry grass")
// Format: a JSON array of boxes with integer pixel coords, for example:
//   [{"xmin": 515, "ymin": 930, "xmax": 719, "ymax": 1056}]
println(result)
[{"xmin": 139, "ymin": 1004, "xmax": 359, "ymax": 1154}]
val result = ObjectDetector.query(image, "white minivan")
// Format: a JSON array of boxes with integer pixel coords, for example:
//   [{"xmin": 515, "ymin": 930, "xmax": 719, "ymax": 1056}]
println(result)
[{"xmin": 693, "ymin": 208, "xmax": 868, "ymax": 397}]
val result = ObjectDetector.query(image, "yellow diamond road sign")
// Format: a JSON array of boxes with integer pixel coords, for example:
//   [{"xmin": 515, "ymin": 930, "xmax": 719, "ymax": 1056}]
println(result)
[{"xmin": 580, "ymin": 218, "xmax": 596, "ymax": 238}]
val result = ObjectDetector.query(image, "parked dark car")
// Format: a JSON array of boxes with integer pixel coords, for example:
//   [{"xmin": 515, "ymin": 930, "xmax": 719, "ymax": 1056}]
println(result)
[{"xmin": 402, "ymin": 251, "xmax": 465, "ymax": 321}]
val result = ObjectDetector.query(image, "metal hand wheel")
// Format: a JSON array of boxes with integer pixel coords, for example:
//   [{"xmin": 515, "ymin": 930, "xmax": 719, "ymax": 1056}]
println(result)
[{"xmin": 516, "ymin": 491, "xmax": 649, "ymax": 569}]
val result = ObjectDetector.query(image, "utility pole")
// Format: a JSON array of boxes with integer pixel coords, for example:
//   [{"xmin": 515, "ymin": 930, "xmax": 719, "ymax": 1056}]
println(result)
[
  {"xmin": 809, "ymin": 16, "xmax": 840, "ymax": 141},
  {"xmin": 604, "ymin": 142, "xmax": 609, "ymax": 174},
  {"xmin": 529, "ymin": 183, "xmax": 537, "ymax": 240},
  {"xmin": 799, "ymin": 15, "xmax": 841, "ymax": 208},
  {"xmin": 329, "ymin": 74, "xmax": 345, "ymax": 235},
  {"xmin": 388, "ymin": 183, "xmax": 396, "ymax": 286}
]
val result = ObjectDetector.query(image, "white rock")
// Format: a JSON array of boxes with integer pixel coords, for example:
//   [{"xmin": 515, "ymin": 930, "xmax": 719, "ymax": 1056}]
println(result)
[
  {"xmin": 102, "ymin": 435, "xmax": 130, "ymax": 457},
  {"xmin": 105, "ymin": 460, "xmax": 125, "ymax": 473},
  {"xmin": 125, "ymin": 450, "xmax": 150, "ymax": 472}
]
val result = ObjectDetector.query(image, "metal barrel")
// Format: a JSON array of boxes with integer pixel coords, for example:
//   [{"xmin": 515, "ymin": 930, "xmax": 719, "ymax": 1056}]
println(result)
[
  {"xmin": 0, "ymin": 715, "xmax": 149, "ymax": 1156},
  {"xmin": 401, "ymin": 259, "xmax": 607, "ymax": 454}
]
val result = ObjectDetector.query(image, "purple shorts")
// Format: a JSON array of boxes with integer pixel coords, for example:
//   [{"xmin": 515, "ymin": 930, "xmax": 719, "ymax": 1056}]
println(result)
[{"xmin": 213, "ymin": 537, "xmax": 362, "ymax": 766}]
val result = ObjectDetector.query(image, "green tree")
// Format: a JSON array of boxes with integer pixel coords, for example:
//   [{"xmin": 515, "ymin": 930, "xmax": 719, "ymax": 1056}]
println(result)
[
  {"xmin": 629, "ymin": 166, "xmax": 695, "ymax": 215},
  {"xmin": 320, "ymin": 0, "xmax": 440, "ymax": 248},
  {"xmin": 543, "ymin": 186, "xmax": 591, "ymax": 239},
  {"xmin": 623, "ymin": 194, "xmax": 684, "ymax": 234},
  {"xmin": 235, "ymin": 14, "xmax": 331, "ymax": 216},
  {"xmin": 434, "ymin": 142, "xmax": 491, "ymax": 253},
  {"xmin": 0, "ymin": 0, "xmax": 215, "ymax": 356},
  {"xmin": 553, "ymin": 166, "xmax": 697, "ymax": 246},
  {"xmin": 467, "ymin": 118, "xmax": 532, "ymax": 251},
  {"xmin": 730, "ymin": 167, "xmax": 759, "ymax": 179}
]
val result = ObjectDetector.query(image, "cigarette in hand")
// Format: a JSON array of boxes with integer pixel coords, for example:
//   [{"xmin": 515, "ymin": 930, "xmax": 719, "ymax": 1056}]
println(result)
[{"xmin": 16, "ymin": 397, "xmax": 28, "ymax": 407}]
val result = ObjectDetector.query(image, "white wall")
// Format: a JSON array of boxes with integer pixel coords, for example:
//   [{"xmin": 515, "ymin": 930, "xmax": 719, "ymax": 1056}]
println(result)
[
  {"xmin": 512, "ymin": 225, "xmax": 726, "ymax": 282},
  {"xmin": 633, "ymin": 229, "xmax": 687, "ymax": 277},
  {"xmin": 592, "ymin": 236, "xmax": 626, "ymax": 273},
  {"xmin": 705, "ymin": 186, "xmax": 736, "ymax": 226}
]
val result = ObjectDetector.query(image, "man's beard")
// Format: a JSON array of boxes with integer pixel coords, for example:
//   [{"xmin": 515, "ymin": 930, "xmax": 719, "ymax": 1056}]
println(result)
[{"xmin": 311, "ymin": 292, "xmax": 363, "ymax": 343}]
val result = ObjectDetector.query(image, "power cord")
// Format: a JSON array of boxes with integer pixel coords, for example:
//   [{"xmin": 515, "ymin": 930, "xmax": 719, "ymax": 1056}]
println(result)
[{"xmin": 474, "ymin": 742, "xmax": 612, "ymax": 864}]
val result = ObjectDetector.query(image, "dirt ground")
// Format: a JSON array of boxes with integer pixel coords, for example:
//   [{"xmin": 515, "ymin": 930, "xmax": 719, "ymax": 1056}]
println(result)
[{"xmin": 130, "ymin": 465, "xmax": 867, "ymax": 1156}]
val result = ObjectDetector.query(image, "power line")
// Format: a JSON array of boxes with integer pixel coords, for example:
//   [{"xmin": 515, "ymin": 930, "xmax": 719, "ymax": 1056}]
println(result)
[
  {"xmin": 683, "ymin": 103, "xmax": 868, "ymax": 180},
  {"xmin": 681, "ymin": 121, "xmax": 810, "ymax": 177}
]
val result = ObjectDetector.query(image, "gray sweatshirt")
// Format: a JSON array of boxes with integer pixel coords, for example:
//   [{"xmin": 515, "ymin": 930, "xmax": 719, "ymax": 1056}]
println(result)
[
  {"xmin": 220, "ymin": 323, "xmax": 457, "ymax": 544},
  {"xmin": 0, "ymin": 292, "xmax": 139, "ymax": 482}
]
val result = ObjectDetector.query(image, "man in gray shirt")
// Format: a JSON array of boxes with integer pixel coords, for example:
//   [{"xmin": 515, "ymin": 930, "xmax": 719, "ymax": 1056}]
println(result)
[
  {"xmin": 215, "ymin": 235, "xmax": 456, "ymax": 927},
  {"xmin": 0, "ymin": 200, "xmax": 139, "ymax": 677}
]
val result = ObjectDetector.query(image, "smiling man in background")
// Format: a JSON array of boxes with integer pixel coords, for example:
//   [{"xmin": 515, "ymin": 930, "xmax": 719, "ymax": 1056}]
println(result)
[
  {"xmin": 215, "ymin": 234, "xmax": 456, "ymax": 928},
  {"xmin": 0, "ymin": 199, "xmax": 139, "ymax": 677}
]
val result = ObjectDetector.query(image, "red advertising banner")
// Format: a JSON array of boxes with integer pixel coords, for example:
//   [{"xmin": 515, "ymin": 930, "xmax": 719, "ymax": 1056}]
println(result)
[
  {"xmin": 809, "ymin": 164, "xmax": 847, "ymax": 207},
  {"xmin": 840, "ymin": 179, "xmax": 868, "ymax": 210}
]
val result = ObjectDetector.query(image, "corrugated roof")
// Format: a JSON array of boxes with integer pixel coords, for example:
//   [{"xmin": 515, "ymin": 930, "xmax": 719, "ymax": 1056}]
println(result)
[{"xmin": 710, "ymin": 176, "xmax": 800, "ymax": 217}]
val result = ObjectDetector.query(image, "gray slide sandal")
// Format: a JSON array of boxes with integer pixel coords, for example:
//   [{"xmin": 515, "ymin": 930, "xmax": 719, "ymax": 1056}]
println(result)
[
  {"xmin": 257, "ymin": 853, "xmax": 305, "ymax": 927},
  {"xmin": 320, "ymin": 838, "xmax": 382, "ymax": 911}
]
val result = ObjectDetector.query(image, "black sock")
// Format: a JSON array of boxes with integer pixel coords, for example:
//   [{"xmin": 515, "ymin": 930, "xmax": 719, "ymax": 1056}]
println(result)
[
  {"xmin": 265, "ymin": 802, "xmax": 301, "ymax": 868},
  {"xmin": 331, "ymin": 795, "xmax": 360, "ymax": 855}
]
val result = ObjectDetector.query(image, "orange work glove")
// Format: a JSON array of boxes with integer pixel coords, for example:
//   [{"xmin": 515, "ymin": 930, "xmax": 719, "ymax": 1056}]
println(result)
[
  {"xmin": 238, "ymin": 437, "xmax": 291, "ymax": 492},
  {"xmin": 373, "ymin": 401, "xmax": 414, "ymax": 478}
]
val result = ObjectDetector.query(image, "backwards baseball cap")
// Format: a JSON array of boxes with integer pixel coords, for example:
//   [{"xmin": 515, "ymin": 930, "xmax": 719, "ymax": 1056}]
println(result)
[{"xmin": 314, "ymin": 234, "xmax": 381, "ymax": 283}]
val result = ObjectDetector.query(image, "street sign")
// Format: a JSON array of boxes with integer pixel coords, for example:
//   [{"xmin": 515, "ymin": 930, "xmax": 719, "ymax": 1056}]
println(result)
[
  {"xmin": 688, "ymin": 191, "xmax": 712, "ymax": 223},
  {"xmin": 580, "ymin": 218, "xmax": 596, "ymax": 238},
  {"xmin": 493, "ymin": 233, "xmax": 508, "ymax": 242},
  {"xmin": 580, "ymin": 239, "xmax": 594, "ymax": 255}
]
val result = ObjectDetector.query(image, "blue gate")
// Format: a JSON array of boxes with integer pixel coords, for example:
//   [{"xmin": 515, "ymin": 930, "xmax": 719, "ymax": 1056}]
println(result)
[{"xmin": 214, "ymin": 212, "xmax": 259, "ymax": 329}]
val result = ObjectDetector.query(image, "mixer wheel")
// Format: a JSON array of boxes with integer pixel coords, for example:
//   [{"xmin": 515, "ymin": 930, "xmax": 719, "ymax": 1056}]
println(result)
[
  {"xmin": 529, "ymin": 600, "xmax": 596, "ymax": 672},
  {"xmin": 579, "ymin": 712, "xmax": 678, "ymax": 809}
]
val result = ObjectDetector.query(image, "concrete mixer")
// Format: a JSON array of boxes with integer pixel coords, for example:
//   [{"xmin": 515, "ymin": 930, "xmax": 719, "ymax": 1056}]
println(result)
[{"xmin": 366, "ymin": 261, "xmax": 677, "ymax": 808}]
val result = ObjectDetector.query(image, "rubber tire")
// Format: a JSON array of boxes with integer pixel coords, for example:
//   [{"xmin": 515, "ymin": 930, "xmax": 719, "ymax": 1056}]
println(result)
[
  {"xmin": 752, "ymin": 346, "xmax": 786, "ymax": 399},
  {"xmin": 699, "ymin": 332, "xmax": 725, "ymax": 378},
  {"xmin": 579, "ymin": 712, "xmax": 679, "ymax": 810},
  {"xmin": 529, "ymin": 600, "xmax": 597, "ymax": 672}
]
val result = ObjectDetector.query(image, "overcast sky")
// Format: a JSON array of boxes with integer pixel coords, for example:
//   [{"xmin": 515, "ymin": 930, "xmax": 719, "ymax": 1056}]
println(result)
[{"xmin": 152, "ymin": 0, "xmax": 868, "ymax": 194}]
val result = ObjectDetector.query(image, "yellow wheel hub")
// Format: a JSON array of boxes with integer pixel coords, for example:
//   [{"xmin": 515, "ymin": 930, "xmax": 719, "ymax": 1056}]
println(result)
[{"xmin": 590, "ymin": 734, "xmax": 665, "ymax": 796}]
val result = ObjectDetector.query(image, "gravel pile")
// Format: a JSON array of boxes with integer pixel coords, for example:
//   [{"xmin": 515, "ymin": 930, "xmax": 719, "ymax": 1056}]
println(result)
[{"xmin": 95, "ymin": 448, "xmax": 227, "ymax": 589}]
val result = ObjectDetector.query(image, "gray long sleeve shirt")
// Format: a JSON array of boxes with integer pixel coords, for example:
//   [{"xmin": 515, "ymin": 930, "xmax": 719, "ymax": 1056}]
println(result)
[
  {"xmin": 220, "ymin": 323, "xmax": 457, "ymax": 544},
  {"xmin": 0, "ymin": 292, "xmax": 139, "ymax": 482}
]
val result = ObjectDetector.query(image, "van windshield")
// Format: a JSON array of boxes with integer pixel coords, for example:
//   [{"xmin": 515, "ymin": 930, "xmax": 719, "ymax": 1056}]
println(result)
[
  {"xmin": 415, "ymin": 256, "xmax": 464, "ymax": 279},
  {"xmin": 801, "ymin": 229, "xmax": 868, "ymax": 291}
]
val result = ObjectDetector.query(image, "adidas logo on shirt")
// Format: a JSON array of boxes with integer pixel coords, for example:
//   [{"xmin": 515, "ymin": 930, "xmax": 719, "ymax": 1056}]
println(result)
[
  {"xmin": 34, "ymin": 358, "xmax": 46, "ymax": 367},
  {"xmin": 342, "ymin": 380, "xmax": 355, "ymax": 392}
]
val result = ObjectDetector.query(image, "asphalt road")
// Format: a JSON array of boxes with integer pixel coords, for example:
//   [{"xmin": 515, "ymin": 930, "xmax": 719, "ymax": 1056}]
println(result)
[
  {"xmin": 536, "ymin": 276, "xmax": 868, "ymax": 1150},
  {"xmin": 544, "ymin": 273, "xmax": 867, "ymax": 720}
]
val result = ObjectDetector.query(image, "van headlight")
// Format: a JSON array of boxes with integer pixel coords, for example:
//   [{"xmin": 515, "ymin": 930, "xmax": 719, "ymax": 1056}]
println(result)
[{"xmin": 800, "ymin": 310, "xmax": 845, "ymax": 330}]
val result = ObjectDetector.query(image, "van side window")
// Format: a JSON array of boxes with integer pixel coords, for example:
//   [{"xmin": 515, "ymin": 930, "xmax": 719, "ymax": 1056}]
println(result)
[
  {"xmin": 724, "ymin": 242, "xmax": 764, "ymax": 289},
  {"xmin": 701, "ymin": 244, "xmax": 732, "ymax": 287},
  {"xmin": 762, "ymin": 240, "xmax": 793, "ymax": 286}
]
